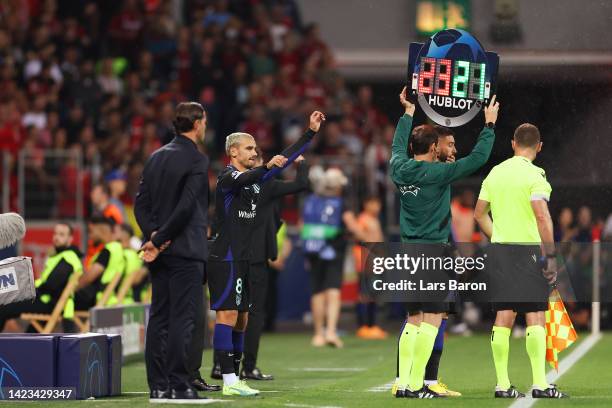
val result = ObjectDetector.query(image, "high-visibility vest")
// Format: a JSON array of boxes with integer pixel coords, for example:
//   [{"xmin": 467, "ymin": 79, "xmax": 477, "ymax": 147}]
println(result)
[
  {"xmin": 92, "ymin": 241, "xmax": 125, "ymax": 305},
  {"xmin": 276, "ymin": 222, "xmax": 287, "ymax": 254},
  {"xmin": 36, "ymin": 249, "xmax": 83, "ymax": 319},
  {"xmin": 121, "ymin": 247, "xmax": 143, "ymax": 304}
]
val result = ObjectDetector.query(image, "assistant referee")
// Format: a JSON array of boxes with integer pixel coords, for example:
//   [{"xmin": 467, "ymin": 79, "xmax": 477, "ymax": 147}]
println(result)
[{"xmin": 474, "ymin": 123, "xmax": 568, "ymax": 399}]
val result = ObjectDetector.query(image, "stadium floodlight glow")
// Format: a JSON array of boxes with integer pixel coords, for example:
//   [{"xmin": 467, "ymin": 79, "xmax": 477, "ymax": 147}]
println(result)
[{"xmin": 407, "ymin": 29, "xmax": 499, "ymax": 127}]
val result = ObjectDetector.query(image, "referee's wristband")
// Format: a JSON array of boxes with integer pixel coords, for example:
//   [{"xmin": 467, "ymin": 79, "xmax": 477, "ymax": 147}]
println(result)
[{"xmin": 485, "ymin": 122, "xmax": 495, "ymax": 129}]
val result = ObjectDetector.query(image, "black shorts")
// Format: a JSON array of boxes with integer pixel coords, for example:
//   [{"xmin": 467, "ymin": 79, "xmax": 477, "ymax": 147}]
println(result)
[
  {"xmin": 208, "ymin": 260, "xmax": 250, "ymax": 312},
  {"xmin": 491, "ymin": 302, "xmax": 548, "ymax": 313},
  {"xmin": 307, "ymin": 255, "xmax": 343, "ymax": 294},
  {"xmin": 404, "ymin": 301, "xmax": 454, "ymax": 314},
  {"xmin": 486, "ymin": 244, "xmax": 550, "ymax": 313}
]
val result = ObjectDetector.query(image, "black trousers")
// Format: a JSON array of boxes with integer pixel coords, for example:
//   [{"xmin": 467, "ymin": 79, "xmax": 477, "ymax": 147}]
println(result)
[
  {"xmin": 243, "ymin": 261, "xmax": 268, "ymax": 371},
  {"xmin": 187, "ymin": 265, "xmax": 207, "ymax": 381},
  {"xmin": 0, "ymin": 298, "xmax": 54, "ymax": 332},
  {"xmin": 146, "ymin": 255, "xmax": 204, "ymax": 390},
  {"xmin": 264, "ymin": 267, "xmax": 279, "ymax": 332},
  {"xmin": 74, "ymin": 285, "xmax": 97, "ymax": 311}
]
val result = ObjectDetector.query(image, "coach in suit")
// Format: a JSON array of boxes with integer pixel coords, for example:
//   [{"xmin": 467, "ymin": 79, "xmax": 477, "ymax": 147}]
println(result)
[{"xmin": 135, "ymin": 102, "xmax": 217, "ymax": 402}]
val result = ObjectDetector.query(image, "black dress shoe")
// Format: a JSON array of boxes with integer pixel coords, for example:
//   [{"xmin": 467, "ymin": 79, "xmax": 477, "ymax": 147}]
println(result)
[
  {"xmin": 191, "ymin": 377, "xmax": 221, "ymax": 392},
  {"xmin": 149, "ymin": 389, "xmax": 169, "ymax": 402},
  {"xmin": 210, "ymin": 363, "xmax": 222, "ymax": 380},
  {"xmin": 240, "ymin": 367, "xmax": 274, "ymax": 381},
  {"xmin": 169, "ymin": 387, "xmax": 207, "ymax": 400}
]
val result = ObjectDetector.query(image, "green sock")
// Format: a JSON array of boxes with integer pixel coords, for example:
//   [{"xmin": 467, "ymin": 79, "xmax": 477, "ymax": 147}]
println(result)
[
  {"xmin": 491, "ymin": 326, "xmax": 511, "ymax": 389},
  {"xmin": 408, "ymin": 322, "xmax": 438, "ymax": 391},
  {"xmin": 526, "ymin": 325, "xmax": 548, "ymax": 389},
  {"xmin": 398, "ymin": 323, "xmax": 418, "ymax": 389}
]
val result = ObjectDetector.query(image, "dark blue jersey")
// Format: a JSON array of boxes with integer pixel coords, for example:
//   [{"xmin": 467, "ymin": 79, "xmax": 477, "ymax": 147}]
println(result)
[{"xmin": 210, "ymin": 129, "xmax": 315, "ymax": 261}]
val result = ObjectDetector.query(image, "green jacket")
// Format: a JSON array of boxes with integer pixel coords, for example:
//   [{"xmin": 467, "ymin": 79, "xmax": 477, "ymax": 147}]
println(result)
[{"xmin": 389, "ymin": 114, "xmax": 495, "ymax": 242}]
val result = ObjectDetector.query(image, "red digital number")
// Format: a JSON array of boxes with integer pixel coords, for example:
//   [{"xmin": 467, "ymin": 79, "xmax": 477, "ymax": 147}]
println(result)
[
  {"xmin": 418, "ymin": 57, "xmax": 436, "ymax": 94},
  {"xmin": 434, "ymin": 58, "xmax": 451, "ymax": 96}
]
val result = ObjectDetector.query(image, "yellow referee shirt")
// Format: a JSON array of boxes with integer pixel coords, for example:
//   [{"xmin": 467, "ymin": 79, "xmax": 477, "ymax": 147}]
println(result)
[{"xmin": 478, "ymin": 156, "xmax": 552, "ymax": 243}]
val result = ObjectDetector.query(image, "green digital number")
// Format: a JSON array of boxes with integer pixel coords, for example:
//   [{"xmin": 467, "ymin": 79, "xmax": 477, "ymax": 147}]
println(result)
[
  {"xmin": 468, "ymin": 62, "xmax": 486, "ymax": 100},
  {"xmin": 452, "ymin": 60, "xmax": 470, "ymax": 98}
]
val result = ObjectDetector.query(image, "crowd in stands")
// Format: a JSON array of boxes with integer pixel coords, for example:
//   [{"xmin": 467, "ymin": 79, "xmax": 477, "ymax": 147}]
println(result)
[
  {"xmin": 0, "ymin": 0, "xmax": 393, "ymax": 223},
  {"xmin": 1, "ymin": 0, "xmax": 611, "ymax": 334}
]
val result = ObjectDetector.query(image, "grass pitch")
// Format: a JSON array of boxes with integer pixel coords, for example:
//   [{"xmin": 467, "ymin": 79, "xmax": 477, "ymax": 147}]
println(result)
[{"xmin": 6, "ymin": 332, "xmax": 611, "ymax": 407}]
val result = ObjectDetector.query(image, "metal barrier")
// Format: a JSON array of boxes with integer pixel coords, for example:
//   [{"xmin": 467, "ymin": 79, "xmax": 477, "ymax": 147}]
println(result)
[
  {"xmin": 16, "ymin": 149, "xmax": 101, "ymax": 221},
  {"xmin": 1, "ymin": 151, "xmax": 10, "ymax": 213}
]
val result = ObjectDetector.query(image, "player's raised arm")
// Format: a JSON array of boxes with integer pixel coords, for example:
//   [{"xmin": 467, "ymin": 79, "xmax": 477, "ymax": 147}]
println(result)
[{"xmin": 262, "ymin": 111, "xmax": 324, "ymax": 182}]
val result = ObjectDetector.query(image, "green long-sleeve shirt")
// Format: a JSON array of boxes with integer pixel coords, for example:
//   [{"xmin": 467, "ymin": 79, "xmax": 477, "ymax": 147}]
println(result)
[{"xmin": 389, "ymin": 114, "xmax": 495, "ymax": 243}]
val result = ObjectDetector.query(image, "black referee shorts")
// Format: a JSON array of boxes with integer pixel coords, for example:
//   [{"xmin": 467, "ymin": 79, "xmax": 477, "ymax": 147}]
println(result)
[
  {"xmin": 487, "ymin": 244, "xmax": 550, "ymax": 313},
  {"xmin": 404, "ymin": 301, "xmax": 455, "ymax": 314},
  {"xmin": 208, "ymin": 260, "xmax": 250, "ymax": 312}
]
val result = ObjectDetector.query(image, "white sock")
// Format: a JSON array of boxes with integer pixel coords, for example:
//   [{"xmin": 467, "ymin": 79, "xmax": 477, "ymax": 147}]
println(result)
[
  {"xmin": 424, "ymin": 380, "xmax": 438, "ymax": 386},
  {"xmin": 223, "ymin": 373, "xmax": 238, "ymax": 386}
]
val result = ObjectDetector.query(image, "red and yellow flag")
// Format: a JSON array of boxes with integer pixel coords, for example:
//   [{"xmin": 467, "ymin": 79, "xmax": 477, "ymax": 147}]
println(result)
[{"xmin": 545, "ymin": 289, "xmax": 578, "ymax": 370}]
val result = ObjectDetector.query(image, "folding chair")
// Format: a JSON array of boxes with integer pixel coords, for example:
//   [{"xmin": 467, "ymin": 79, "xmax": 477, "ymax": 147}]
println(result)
[
  {"xmin": 72, "ymin": 270, "xmax": 124, "ymax": 332},
  {"xmin": 20, "ymin": 273, "xmax": 79, "ymax": 333}
]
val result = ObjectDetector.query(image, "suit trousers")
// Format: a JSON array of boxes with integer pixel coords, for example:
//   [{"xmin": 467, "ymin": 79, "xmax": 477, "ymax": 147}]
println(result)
[
  {"xmin": 146, "ymin": 255, "xmax": 204, "ymax": 390},
  {"xmin": 243, "ymin": 261, "xmax": 269, "ymax": 371}
]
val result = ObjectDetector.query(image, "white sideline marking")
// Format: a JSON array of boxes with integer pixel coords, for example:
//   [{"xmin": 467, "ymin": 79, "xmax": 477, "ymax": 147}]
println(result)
[
  {"xmin": 289, "ymin": 367, "xmax": 366, "ymax": 372},
  {"xmin": 123, "ymin": 391, "xmax": 149, "ymax": 394},
  {"xmin": 367, "ymin": 381, "xmax": 394, "ymax": 392},
  {"xmin": 284, "ymin": 404, "xmax": 342, "ymax": 408},
  {"xmin": 149, "ymin": 399, "xmax": 230, "ymax": 405},
  {"xmin": 509, "ymin": 332, "xmax": 602, "ymax": 408},
  {"xmin": 86, "ymin": 400, "xmax": 130, "ymax": 402}
]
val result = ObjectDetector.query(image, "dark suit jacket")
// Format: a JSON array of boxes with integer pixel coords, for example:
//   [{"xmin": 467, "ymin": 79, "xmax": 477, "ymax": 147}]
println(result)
[
  {"xmin": 135, "ymin": 135, "xmax": 209, "ymax": 261},
  {"xmin": 251, "ymin": 162, "xmax": 309, "ymax": 263}
]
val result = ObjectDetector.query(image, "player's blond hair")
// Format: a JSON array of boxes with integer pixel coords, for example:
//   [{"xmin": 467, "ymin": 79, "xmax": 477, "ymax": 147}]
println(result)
[{"xmin": 225, "ymin": 132, "xmax": 254, "ymax": 155}]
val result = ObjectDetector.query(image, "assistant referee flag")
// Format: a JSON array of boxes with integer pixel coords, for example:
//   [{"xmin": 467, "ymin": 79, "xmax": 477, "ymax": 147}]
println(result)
[{"xmin": 545, "ymin": 288, "xmax": 578, "ymax": 370}]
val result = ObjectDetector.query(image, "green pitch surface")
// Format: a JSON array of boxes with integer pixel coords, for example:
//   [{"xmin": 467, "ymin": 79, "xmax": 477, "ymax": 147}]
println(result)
[{"xmin": 7, "ymin": 332, "xmax": 612, "ymax": 407}]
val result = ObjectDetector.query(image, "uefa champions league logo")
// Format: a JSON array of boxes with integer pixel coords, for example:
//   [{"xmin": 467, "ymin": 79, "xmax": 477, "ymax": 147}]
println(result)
[
  {"xmin": 83, "ymin": 342, "xmax": 103, "ymax": 398},
  {"xmin": 0, "ymin": 357, "xmax": 23, "ymax": 399},
  {"xmin": 407, "ymin": 29, "xmax": 499, "ymax": 127}
]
